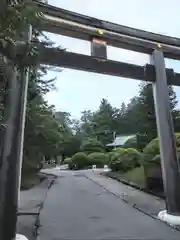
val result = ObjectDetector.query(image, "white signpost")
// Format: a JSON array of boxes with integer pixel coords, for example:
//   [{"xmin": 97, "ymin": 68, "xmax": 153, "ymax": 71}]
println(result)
[
  {"xmin": 103, "ymin": 165, "xmax": 110, "ymax": 172},
  {"xmin": 92, "ymin": 165, "xmax": 96, "ymax": 171}
]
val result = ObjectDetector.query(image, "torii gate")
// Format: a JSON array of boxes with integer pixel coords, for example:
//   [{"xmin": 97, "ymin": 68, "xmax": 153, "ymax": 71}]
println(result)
[{"xmin": 1, "ymin": 1, "xmax": 180, "ymax": 239}]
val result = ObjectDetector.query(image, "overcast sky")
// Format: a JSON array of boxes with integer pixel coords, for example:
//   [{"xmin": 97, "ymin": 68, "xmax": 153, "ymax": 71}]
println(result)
[{"xmin": 44, "ymin": 0, "xmax": 180, "ymax": 118}]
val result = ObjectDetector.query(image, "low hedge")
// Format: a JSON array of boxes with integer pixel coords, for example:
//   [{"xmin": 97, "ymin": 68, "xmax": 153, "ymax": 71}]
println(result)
[
  {"xmin": 112, "ymin": 147, "xmax": 126, "ymax": 154},
  {"xmin": 109, "ymin": 152, "xmax": 122, "ymax": 171},
  {"xmin": 143, "ymin": 133, "xmax": 180, "ymax": 156},
  {"xmin": 88, "ymin": 152, "xmax": 109, "ymax": 167},
  {"xmin": 110, "ymin": 148, "xmax": 141, "ymax": 172},
  {"xmin": 64, "ymin": 157, "xmax": 72, "ymax": 165},
  {"xmin": 71, "ymin": 152, "xmax": 89, "ymax": 169}
]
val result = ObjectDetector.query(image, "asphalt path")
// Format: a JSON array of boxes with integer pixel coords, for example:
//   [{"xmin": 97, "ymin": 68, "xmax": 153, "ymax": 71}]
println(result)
[{"xmin": 39, "ymin": 170, "xmax": 180, "ymax": 240}]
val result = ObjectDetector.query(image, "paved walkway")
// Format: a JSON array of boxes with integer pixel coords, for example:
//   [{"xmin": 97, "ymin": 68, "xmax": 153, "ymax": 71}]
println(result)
[
  {"xmin": 39, "ymin": 169, "xmax": 180, "ymax": 240},
  {"xmin": 86, "ymin": 171, "xmax": 165, "ymax": 217},
  {"xmin": 17, "ymin": 174, "xmax": 56, "ymax": 240}
]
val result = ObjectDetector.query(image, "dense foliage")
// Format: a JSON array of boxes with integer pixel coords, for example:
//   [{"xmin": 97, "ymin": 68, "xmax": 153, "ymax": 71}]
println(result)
[
  {"xmin": 88, "ymin": 152, "xmax": 109, "ymax": 167},
  {"xmin": 109, "ymin": 148, "xmax": 141, "ymax": 172},
  {"xmin": 71, "ymin": 152, "xmax": 89, "ymax": 169},
  {"xmin": 80, "ymin": 138, "xmax": 105, "ymax": 154},
  {"xmin": 79, "ymin": 83, "xmax": 180, "ymax": 148},
  {"xmin": 143, "ymin": 133, "xmax": 180, "ymax": 156},
  {"xmin": 0, "ymin": 1, "xmax": 74, "ymax": 185},
  {"xmin": 2, "ymin": 1, "xmax": 180, "ymax": 193}
]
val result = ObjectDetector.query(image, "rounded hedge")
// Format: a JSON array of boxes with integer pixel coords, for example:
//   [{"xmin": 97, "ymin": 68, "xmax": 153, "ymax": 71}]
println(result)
[
  {"xmin": 107, "ymin": 151, "xmax": 116, "ymax": 161},
  {"xmin": 88, "ymin": 152, "xmax": 108, "ymax": 167},
  {"xmin": 109, "ymin": 152, "xmax": 122, "ymax": 171},
  {"xmin": 110, "ymin": 148, "xmax": 141, "ymax": 172},
  {"xmin": 144, "ymin": 133, "xmax": 180, "ymax": 156},
  {"xmin": 144, "ymin": 152, "xmax": 180, "ymax": 166},
  {"xmin": 121, "ymin": 148, "xmax": 141, "ymax": 170},
  {"xmin": 110, "ymin": 148, "xmax": 127, "ymax": 172},
  {"xmin": 64, "ymin": 157, "xmax": 72, "ymax": 165},
  {"xmin": 112, "ymin": 148, "xmax": 126, "ymax": 154},
  {"xmin": 71, "ymin": 152, "xmax": 89, "ymax": 169}
]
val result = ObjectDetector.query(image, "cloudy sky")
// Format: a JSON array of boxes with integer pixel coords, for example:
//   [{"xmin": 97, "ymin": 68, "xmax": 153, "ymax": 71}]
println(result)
[{"xmin": 44, "ymin": 0, "xmax": 180, "ymax": 118}]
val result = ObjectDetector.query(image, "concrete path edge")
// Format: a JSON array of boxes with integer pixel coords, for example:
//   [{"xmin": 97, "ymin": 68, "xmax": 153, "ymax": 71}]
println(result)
[{"xmin": 158, "ymin": 210, "xmax": 180, "ymax": 226}]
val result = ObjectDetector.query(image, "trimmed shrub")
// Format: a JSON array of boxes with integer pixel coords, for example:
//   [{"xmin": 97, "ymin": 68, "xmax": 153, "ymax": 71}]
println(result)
[
  {"xmin": 143, "ymin": 138, "xmax": 159, "ymax": 156},
  {"xmin": 81, "ymin": 138, "xmax": 105, "ymax": 154},
  {"xmin": 109, "ymin": 152, "xmax": 122, "ymax": 171},
  {"xmin": 110, "ymin": 148, "xmax": 141, "ymax": 172},
  {"xmin": 120, "ymin": 148, "xmax": 141, "ymax": 170},
  {"xmin": 71, "ymin": 152, "xmax": 89, "ymax": 169},
  {"xmin": 64, "ymin": 157, "xmax": 72, "ymax": 165},
  {"xmin": 126, "ymin": 148, "xmax": 142, "ymax": 166},
  {"xmin": 110, "ymin": 148, "xmax": 127, "ymax": 171},
  {"xmin": 147, "ymin": 153, "xmax": 180, "ymax": 165},
  {"xmin": 144, "ymin": 133, "xmax": 180, "ymax": 156},
  {"xmin": 107, "ymin": 151, "xmax": 116, "ymax": 161},
  {"xmin": 112, "ymin": 148, "xmax": 126, "ymax": 154},
  {"xmin": 88, "ymin": 152, "xmax": 109, "ymax": 167}
]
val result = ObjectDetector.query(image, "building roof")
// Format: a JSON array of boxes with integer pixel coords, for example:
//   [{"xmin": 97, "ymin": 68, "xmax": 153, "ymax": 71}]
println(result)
[{"xmin": 106, "ymin": 134, "xmax": 136, "ymax": 147}]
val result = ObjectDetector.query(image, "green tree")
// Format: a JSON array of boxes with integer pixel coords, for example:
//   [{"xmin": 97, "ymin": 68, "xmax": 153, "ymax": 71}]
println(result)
[
  {"xmin": 0, "ymin": 1, "xmax": 68, "ymax": 184},
  {"xmin": 120, "ymin": 102, "xmax": 126, "ymax": 115},
  {"xmin": 89, "ymin": 99, "xmax": 117, "ymax": 144},
  {"xmin": 81, "ymin": 138, "xmax": 105, "ymax": 154},
  {"xmin": 134, "ymin": 83, "xmax": 177, "ymax": 139},
  {"xmin": 80, "ymin": 110, "xmax": 95, "ymax": 138}
]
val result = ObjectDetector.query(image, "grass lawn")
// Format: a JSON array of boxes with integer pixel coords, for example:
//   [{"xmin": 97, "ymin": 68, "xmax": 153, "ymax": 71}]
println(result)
[
  {"xmin": 108, "ymin": 166, "xmax": 146, "ymax": 189},
  {"xmin": 121, "ymin": 166, "xmax": 146, "ymax": 188}
]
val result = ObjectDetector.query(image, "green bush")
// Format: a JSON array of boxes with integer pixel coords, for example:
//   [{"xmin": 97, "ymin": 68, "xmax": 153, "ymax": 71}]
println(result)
[
  {"xmin": 81, "ymin": 138, "xmax": 105, "ymax": 154},
  {"xmin": 112, "ymin": 148, "xmax": 126, "ymax": 154},
  {"xmin": 121, "ymin": 148, "xmax": 141, "ymax": 170},
  {"xmin": 124, "ymin": 137, "xmax": 138, "ymax": 149},
  {"xmin": 107, "ymin": 151, "xmax": 116, "ymax": 161},
  {"xmin": 64, "ymin": 157, "xmax": 71, "ymax": 165},
  {"xmin": 109, "ymin": 152, "xmax": 122, "ymax": 171},
  {"xmin": 110, "ymin": 148, "xmax": 127, "ymax": 172},
  {"xmin": 22, "ymin": 158, "xmax": 38, "ymax": 175},
  {"xmin": 147, "ymin": 153, "xmax": 180, "ymax": 165},
  {"xmin": 110, "ymin": 148, "xmax": 141, "ymax": 172},
  {"xmin": 88, "ymin": 152, "xmax": 109, "ymax": 167},
  {"xmin": 143, "ymin": 139, "xmax": 159, "ymax": 156},
  {"xmin": 144, "ymin": 133, "xmax": 180, "ymax": 156},
  {"xmin": 71, "ymin": 152, "xmax": 89, "ymax": 169},
  {"xmin": 176, "ymin": 133, "xmax": 180, "ymax": 146}
]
